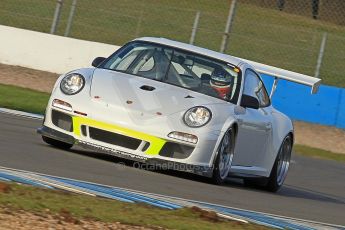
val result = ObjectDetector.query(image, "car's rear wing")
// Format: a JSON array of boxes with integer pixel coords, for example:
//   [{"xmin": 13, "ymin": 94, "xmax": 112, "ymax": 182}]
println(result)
[{"xmin": 240, "ymin": 58, "xmax": 321, "ymax": 96}]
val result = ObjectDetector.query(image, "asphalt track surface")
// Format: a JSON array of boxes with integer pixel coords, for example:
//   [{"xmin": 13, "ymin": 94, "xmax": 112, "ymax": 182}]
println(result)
[{"xmin": 0, "ymin": 112, "xmax": 344, "ymax": 226}]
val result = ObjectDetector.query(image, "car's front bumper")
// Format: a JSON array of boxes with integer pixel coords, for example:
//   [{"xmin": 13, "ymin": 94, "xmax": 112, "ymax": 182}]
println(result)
[
  {"xmin": 37, "ymin": 125, "xmax": 75, "ymax": 145},
  {"xmin": 37, "ymin": 124, "xmax": 214, "ymax": 177}
]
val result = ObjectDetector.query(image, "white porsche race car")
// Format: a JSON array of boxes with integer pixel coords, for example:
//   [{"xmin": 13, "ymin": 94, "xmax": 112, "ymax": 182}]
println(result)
[{"xmin": 38, "ymin": 37, "xmax": 321, "ymax": 192}]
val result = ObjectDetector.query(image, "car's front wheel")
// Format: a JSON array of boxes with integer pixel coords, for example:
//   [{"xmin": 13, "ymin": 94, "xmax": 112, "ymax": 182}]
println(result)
[
  {"xmin": 42, "ymin": 136, "xmax": 73, "ymax": 150},
  {"xmin": 211, "ymin": 129, "xmax": 235, "ymax": 185}
]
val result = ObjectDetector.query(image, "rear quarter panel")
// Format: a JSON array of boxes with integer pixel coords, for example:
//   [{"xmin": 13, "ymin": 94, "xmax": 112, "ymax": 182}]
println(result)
[{"xmin": 268, "ymin": 107, "xmax": 294, "ymax": 173}]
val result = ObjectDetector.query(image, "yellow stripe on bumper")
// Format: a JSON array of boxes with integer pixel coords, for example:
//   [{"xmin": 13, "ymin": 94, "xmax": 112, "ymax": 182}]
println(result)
[{"xmin": 72, "ymin": 116, "xmax": 166, "ymax": 155}]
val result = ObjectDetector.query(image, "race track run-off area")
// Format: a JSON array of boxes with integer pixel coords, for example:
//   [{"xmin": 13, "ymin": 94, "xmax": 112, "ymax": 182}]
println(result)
[{"xmin": 0, "ymin": 111, "xmax": 344, "ymax": 229}]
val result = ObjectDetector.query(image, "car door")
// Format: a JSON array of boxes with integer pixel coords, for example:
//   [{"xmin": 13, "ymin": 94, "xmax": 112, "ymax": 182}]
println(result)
[{"xmin": 232, "ymin": 68, "xmax": 273, "ymax": 174}]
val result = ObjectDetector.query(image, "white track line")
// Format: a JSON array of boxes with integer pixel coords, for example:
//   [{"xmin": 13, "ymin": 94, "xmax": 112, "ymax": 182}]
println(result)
[
  {"xmin": 0, "ymin": 168, "xmax": 97, "ymax": 196},
  {"xmin": 0, "ymin": 108, "xmax": 43, "ymax": 120}
]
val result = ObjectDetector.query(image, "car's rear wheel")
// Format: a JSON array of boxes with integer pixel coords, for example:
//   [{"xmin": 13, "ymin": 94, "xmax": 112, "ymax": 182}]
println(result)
[
  {"xmin": 211, "ymin": 129, "xmax": 235, "ymax": 185},
  {"xmin": 42, "ymin": 136, "xmax": 73, "ymax": 150},
  {"xmin": 244, "ymin": 135, "xmax": 292, "ymax": 192},
  {"xmin": 265, "ymin": 135, "xmax": 292, "ymax": 192}
]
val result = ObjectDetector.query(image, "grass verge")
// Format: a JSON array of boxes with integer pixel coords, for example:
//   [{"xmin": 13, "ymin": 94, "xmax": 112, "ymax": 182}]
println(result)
[
  {"xmin": 294, "ymin": 144, "xmax": 345, "ymax": 163},
  {"xmin": 0, "ymin": 182, "xmax": 269, "ymax": 230},
  {"xmin": 0, "ymin": 84, "xmax": 49, "ymax": 114}
]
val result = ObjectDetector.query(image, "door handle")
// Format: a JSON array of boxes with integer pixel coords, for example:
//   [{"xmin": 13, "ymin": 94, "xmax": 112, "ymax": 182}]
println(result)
[{"xmin": 140, "ymin": 85, "xmax": 155, "ymax": 91}]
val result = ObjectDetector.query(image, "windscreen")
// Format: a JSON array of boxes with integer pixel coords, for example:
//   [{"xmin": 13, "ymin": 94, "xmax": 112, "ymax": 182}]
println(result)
[{"xmin": 101, "ymin": 41, "xmax": 241, "ymax": 103}]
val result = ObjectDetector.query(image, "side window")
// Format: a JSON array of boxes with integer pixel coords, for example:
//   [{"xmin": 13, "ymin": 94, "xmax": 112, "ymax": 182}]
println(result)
[
  {"xmin": 138, "ymin": 56, "xmax": 155, "ymax": 72},
  {"xmin": 243, "ymin": 69, "xmax": 270, "ymax": 107},
  {"xmin": 257, "ymin": 80, "xmax": 270, "ymax": 107}
]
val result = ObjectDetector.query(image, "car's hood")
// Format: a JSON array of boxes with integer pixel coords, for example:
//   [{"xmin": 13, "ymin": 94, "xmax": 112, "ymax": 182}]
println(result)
[{"xmin": 90, "ymin": 68, "xmax": 227, "ymax": 116}]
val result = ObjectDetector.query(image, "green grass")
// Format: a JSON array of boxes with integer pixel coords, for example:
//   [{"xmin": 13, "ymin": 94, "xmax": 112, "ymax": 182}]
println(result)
[
  {"xmin": 294, "ymin": 144, "xmax": 345, "ymax": 163},
  {"xmin": 1, "ymin": 0, "xmax": 345, "ymax": 87},
  {"xmin": 0, "ymin": 182, "xmax": 269, "ymax": 230},
  {"xmin": 0, "ymin": 84, "xmax": 49, "ymax": 114}
]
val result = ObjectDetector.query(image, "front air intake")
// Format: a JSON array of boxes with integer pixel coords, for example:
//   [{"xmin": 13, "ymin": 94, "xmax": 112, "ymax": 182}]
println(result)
[
  {"xmin": 159, "ymin": 142, "xmax": 194, "ymax": 159},
  {"xmin": 89, "ymin": 127, "xmax": 141, "ymax": 150},
  {"xmin": 51, "ymin": 110, "xmax": 73, "ymax": 132}
]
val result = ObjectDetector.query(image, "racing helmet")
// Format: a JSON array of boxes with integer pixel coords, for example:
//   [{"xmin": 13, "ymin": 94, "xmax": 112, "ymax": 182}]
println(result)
[{"xmin": 210, "ymin": 68, "xmax": 233, "ymax": 98}]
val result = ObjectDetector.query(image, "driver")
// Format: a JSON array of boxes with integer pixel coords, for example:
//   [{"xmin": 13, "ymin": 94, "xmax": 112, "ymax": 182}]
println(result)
[{"xmin": 209, "ymin": 68, "xmax": 233, "ymax": 99}]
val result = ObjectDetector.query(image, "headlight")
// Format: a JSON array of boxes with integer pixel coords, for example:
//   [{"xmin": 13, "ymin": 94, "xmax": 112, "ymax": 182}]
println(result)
[
  {"xmin": 60, "ymin": 73, "xmax": 85, "ymax": 95},
  {"xmin": 183, "ymin": 106, "xmax": 212, "ymax": 127}
]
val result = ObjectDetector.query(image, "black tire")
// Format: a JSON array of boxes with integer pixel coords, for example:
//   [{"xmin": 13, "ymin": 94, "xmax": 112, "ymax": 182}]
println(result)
[
  {"xmin": 42, "ymin": 136, "xmax": 73, "ymax": 150},
  {"xmin": 265, "ymin": 135, "xmax": 292, "ymax": 192},
  {"xmin": 211, "ymin": 129, "xmax": 235, "ymax": 185},
  {"xmin": 243, "ymin": 135, "xmax": 292, "ymax": 192}
]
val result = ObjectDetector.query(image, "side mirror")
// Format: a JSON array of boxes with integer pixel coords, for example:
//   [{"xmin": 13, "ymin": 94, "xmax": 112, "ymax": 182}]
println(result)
[
  {"xmin": 240, "ymin": 94, "xmax": 260, "ymax": 109},
  {"xmin": 92, "ymin": 57, "xmax": 106, "ymax": 67}
]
